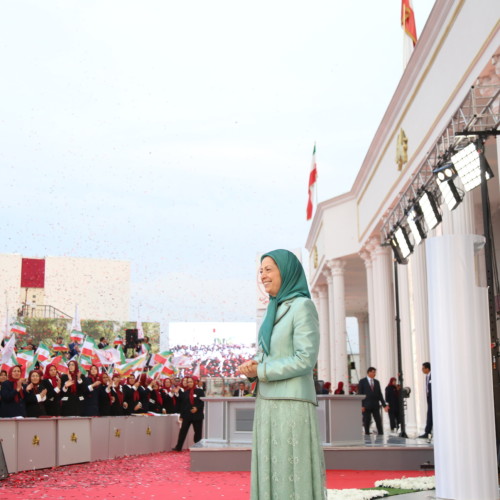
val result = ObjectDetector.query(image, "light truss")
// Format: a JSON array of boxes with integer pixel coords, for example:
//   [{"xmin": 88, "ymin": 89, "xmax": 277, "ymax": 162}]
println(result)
[{"xmin": 381, "ymin": 84, "xmax": 500, "ymax": 242}]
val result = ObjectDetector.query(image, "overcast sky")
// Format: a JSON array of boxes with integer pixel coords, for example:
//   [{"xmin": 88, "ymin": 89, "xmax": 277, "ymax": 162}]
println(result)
[{"xmin": 0, "ymin": 1, "xmax": 435, "ymax": 333}]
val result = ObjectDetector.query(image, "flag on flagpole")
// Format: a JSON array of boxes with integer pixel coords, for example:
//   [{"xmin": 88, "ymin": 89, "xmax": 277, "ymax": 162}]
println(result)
[
  {"xmin": 306, "ymin": 143, "xmax": 318, "ymax": 221},
  {"xmin": 401, "ymin": 0, "xmax": 417, "ymax": 46},
  {"xmin": 70, "ymin": 330, "xmax": 85, "ymax": 344},
  {"xmin": 401, "ymin": 0, "xmax": 417, "ymax": 67},
  {"xmin": 115, "ymin": 353, "xmax": 148, "ymax": 378},
  {"xmin": 49, "ymin": 355, "xmax": 69, "ymax": 374},
  {"xmin": 81, "ymin": 337, "xmax": 97, "ymax": 358},
  {"xmin": 52, "ymin": 343, "xmax": 69, "ymax": 353},
  {"xmin": 113, "ymin": 335, "xmax": 124, "ymax": 346},
  {"xmin": 11, "ymin": 322, "xmax": 27, "ymax": 336},
  {"xmin": 35, "ymin": 342, "xmax": 51, "ymax": 363}
]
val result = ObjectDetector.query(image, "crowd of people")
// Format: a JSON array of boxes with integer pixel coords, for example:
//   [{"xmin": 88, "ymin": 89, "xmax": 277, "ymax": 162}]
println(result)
[
  {"xmin": 171, "ymin": 343, "xmax": 256, "ymax": 378},
  {"xmin": 0, "ymin": 363, "xmax": 206, "ymax": 419}
]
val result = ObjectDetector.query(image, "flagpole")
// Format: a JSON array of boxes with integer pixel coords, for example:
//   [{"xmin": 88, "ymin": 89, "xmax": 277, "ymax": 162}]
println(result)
[{"xmin": 314, "ymin": 141, "xmax": 318, "ymax": 208}]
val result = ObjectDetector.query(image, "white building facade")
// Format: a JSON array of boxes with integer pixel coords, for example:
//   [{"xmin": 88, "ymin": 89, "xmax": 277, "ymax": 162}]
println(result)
[{"xmin": 306, "ymin": 2, "xmax": 499, "ymax": 498}]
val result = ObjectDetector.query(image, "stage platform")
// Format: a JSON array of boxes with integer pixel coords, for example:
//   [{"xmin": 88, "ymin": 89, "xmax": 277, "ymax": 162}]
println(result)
[{"xmin": 190, "ymin": 434, "xmax": 434, "ymax": 472}]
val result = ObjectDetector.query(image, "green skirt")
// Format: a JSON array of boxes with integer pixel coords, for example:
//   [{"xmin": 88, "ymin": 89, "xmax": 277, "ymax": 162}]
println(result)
[{"xmin": 251, "ymin": 397, "xmax": 327, "ymax": 500}]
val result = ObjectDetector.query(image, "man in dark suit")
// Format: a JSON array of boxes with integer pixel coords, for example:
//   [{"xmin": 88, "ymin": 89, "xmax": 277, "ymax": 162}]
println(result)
[
  {"xmin": 358, "ymin": 367, "xmax": 389, "ymax": 435},
  {"xmin": 419, "ymin": 362, "xmax": 432, "ymax": 439},
  {"xmin": 233, "ymin": 382, "xmax": 249, "ymax": 397}
]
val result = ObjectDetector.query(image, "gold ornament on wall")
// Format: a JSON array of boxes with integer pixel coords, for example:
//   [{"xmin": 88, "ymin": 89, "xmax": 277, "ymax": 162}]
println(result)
[
  {"xmin": 70, "ymin": 433, "xmax": 78, "ymax": 443},
  {"xmin": 396, "ymin": 128, "xmax": 409, "ymax": 171},
  {"xmin": 146, "ymin": 426, "xmax": 152, "ymax": 436},
  {"xmin": 115, "ymin": 429, "xmax": 121, "ymax": 438},
  {"xmin": 32, "ymin": 435, "xmax": 40, "ymax": 446}
]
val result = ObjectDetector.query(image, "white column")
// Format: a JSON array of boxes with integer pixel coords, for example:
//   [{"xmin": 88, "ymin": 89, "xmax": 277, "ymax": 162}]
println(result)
[
  {"xmin": 396, "ymin": 263, "xmax": 417, "ymax": 435},
  {"xmin": 327, "ymin": 259, "xmax": 348, "ymax": 389},
  {"xmin": 360, "ymin": 248, "xmax": 376, "ymax": 370},
  {"xmin": 408, "ymin": 243, "xmax": 430, "ymax": 434},
  {"xmin": 441, "ymin": 187, "xmax": 475, "ymax": 235},
  {"xmin": 427, "ymin": 234, "xmax": 497, "ymax": 500},
  {"xmin": 356, "ymin": 314, "xmax": 368, "ymax": 379},
  {"xmin": 325, "ymin": 272, "xmax": 337, "ymax": 386},
  {"xmin": 316, "ymin": 285, "xmax": 330, "ymax": 383},
  {"xmin": 370, "ymin": 244, "xmax": 396, "ymax": 393}
]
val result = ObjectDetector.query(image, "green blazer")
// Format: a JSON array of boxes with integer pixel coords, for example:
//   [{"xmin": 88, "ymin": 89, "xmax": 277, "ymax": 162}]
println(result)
[{"xmin": 255, "ymin": 297, "xmax": 319, "ymax": 405}]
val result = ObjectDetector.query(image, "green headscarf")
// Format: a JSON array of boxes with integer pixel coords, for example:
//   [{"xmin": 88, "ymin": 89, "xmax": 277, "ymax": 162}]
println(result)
[{"xmin": 258, "ymin": 249, "xmax": 311, "ymax": 355}]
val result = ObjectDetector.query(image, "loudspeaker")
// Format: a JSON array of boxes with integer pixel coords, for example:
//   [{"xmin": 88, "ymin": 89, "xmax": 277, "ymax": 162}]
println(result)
[{"xmin": 125, "ymin": 329, "xmax": 138, "ymax": 349}]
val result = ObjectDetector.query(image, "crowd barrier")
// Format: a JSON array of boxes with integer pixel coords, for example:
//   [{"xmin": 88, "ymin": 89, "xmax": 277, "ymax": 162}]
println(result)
[{"xmin": 0, "ymin": 415, "xmax": 194, "ymax": 473}]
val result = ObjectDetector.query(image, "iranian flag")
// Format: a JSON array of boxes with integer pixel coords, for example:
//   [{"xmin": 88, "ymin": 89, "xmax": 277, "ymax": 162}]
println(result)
[
  {"xmin": 147, "ymin": 363, "xmax": 162, "ymax": 379},
  {"xmin": 16, "ymin": 350, "xmax": 34, "ymax": 374},
  {"xmin": 36, "ymin": 342, "xmax": 51, "ymax": 363},
  {"xmin": 70, "ymin": 330, "xmax": 85, "ymax": 344},
  {"xmin": 81, "ymin": 337, "xmax": 97, "ymax": 357},
  {"xmin": 53, "ymin": 343, "xmax": 69, "ymax": 353},
  {"xmin": 306, "ymin": 143, "xmax": 317, "ymax": 221},
  {"xmin": 50, "ymin": 355, "xmax": 69, "ymax": 374},
  {"xmin": 154, "ymin": 350, "xmax": 173, "ymax": 365},
  {"xmin": 402, "ymin": 0, "xmax": 417, "ymax": 66},
  {"xmin": 79, "ymin": 354, "xmax": 93, "ymax": 372},
  {"xmin": 11, "ymin": 322, "xmax": 27, "ymax": 335},
  {"xmin": 113, "ymin": 335, "xmax": 124, "ymax": 346},
  {"xmin": 116, "ymin": 345, "xmax": 127, "ymax": 364},
  {"xmin": 1, "ymin": 354, "xmax": 18, "ymax": 373},
  {"xmin": 115, "ymin": 353, "xmax": 148, "ymax": 378}
]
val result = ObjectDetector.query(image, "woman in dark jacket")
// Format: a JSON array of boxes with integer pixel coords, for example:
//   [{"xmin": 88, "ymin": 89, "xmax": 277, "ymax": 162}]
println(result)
[
  {"xmin": 162, "ymin": 378, "xmax": 178, "ymax": 414},
  {"xmin": 385, "ymin": 377, "xmax": 400, "ymax": 431},
  {"xmin": 0, "ymin": 365, "xmax": 27, "ymax": 418},
  {"xmin": 123, "ymin": 374, "xmax": 142, "ymax": 414},
  {"xmin": 82, "ymin": 365, "xmax": 102, "ymax": 416},
  {"xmin": 172, "ymin": 376, "xmax": 205, "ymax": 451},
  {"xmin": 25, "ymin": 369, "xmax": 47, "ymax": 417},
  {"xmin": 110, "ymin": 373, "xmax": 127, "ymax": 416},
  {"xmin": 42, "ymin": 364, "xmax": 61, "ymax": 416},
  {"xmin": 98, "ymin": 372, "xmax": 113, "ymax": 416},
  {"xmin": 60, "ymin": 360, "xmax": 85, "ymax": 416},
  {"xmin": 148, "ymin": 379, "xmax": 165, "ymax": 414}
]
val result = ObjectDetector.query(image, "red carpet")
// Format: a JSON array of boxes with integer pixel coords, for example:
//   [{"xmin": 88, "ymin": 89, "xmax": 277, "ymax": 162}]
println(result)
[{"xmin": 0, "ymin": 451, "xmax": 434, "ymax": 499}]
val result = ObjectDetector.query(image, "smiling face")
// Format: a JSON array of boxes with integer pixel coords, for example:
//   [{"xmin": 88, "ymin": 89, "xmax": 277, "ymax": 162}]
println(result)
[
  {"xmin": 90, "ymin": 366, "xmax": 98, "ymax": 376},
  {"xmin": 186, "ymin": 378, "xmax": 194, "ymax": 389},
  {"xmin": 30, "ymin": 371, "xmax": 41, "ymax": 384},
  {"xmin": 68, "ymin": 361, "xmax": 77, "ymax": 373},
  {"xmin": 260, "ymin": 256, "xmax": 282, "ymax": 297},
  {"xmin": 11, "ymin": 366, "xmax": 22, "ymax": 379}
]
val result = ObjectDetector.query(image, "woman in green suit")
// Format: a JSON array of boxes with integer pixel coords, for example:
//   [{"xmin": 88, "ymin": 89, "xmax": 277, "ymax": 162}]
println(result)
[{"xmin": 239, "ymin": 249, "xmax": 326, "ymax": 500}]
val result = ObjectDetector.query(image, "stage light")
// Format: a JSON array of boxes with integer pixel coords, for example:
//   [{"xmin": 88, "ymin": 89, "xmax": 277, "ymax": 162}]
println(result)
[
  {"xmin": 451, "ymin": 143, "xmax": 494, "ymax": 192},
  {"xmin": 433, "ymin": 162, "xmax": 457, "ymax": 182},
  {"xmin": 407, "ymin": 206, "xmax": 426, "ymax": 246},
  {"xmin": 389, "ymin": 233, "xmax": 407, "ymax": 265},
  {"xmin": 394, "ymin": 226, "xmax": 413, "ymax": 259},
  {"xmin": 418, "ymin": 191, "xmax": 442, "ymax": 230},
  {"xmin": 437, "ymin": 177, "xmax": 462, "ymax": 210}
]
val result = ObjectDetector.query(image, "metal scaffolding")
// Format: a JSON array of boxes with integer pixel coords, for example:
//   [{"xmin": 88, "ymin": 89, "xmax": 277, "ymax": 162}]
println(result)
[{"xmin": 381, "ymin": 83, "xmax": 500, "ymax": 241}]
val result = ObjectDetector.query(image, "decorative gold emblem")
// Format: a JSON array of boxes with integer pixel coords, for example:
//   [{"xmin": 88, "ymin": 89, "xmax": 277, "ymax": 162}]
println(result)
[
  {"xmin": 32, "ymin": 435, "xmax": 40, "ymax": 446},
  {"xmin": 70, "ymin": 433, "xmax": 78, "ymax": 443},
  {"xmin": 146, "ymin": 426, "xmax": 152, "ymax": 436},
  {"xmin": 115, "ymin": 429, "xmax": 121, "ymax": 438},
  {"xmin": 313, "ymin": 246, "xmax": 318, "ymax": 269},
  {"xmin": 396, "ymin": 128, "xmax": 409, "ymax": 171}
]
